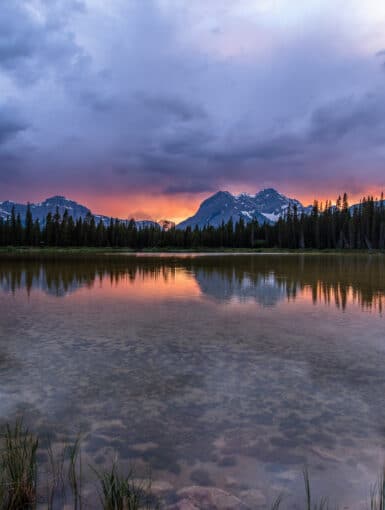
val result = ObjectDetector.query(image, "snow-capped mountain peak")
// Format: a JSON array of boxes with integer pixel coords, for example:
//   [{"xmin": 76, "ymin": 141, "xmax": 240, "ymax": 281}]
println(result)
[{"xmin": 177, "ymin": 188, "xmax": 308, "ymax": 229}]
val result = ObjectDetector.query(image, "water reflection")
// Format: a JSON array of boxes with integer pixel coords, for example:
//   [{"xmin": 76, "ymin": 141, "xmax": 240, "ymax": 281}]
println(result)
[
  {"xmin": 1, "ymin": 254, "xmax": 384, "ymax": 312},
  {"xmin": 0, "ymin": 254, "xmax": 385, "ymax": 508}
]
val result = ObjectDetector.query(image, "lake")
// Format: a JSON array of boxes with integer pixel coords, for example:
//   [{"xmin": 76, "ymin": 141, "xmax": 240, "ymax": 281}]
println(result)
[{"xmin": 0, "ymin": 253, "xmax": 384, "ymax": 508}]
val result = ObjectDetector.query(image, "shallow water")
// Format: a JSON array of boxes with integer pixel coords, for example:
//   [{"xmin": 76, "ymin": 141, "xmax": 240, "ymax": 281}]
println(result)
[{"xmin": 0, "ymin": 253, "xmax": 384, "ymax": 508}]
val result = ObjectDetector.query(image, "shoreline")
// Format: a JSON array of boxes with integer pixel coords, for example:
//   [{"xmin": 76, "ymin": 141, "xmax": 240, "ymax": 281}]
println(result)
[{"xmin": 0, "ymin": 246, "xmax": 384, "ymax": 257}]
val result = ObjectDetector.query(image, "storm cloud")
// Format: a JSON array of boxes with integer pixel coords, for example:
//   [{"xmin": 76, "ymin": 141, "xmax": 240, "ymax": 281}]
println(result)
[
  {"xmin": 0, "ymin": 113, "xmax": 26, "ymax": 146},
  {"xmin": 1, "ymin": 0, "xmax": 385, "ymax": 218}
]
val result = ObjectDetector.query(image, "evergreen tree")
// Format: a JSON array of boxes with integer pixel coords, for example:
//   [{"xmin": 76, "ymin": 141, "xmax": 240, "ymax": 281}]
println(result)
[{"xmin": 25, "ymin": 203, "xmax": 33, "ymax": 245}]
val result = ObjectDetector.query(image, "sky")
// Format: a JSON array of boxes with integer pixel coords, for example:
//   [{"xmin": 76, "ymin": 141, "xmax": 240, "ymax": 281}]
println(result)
[{"xmin": 1, "ymin": 0, "xmax": 385, "ymax": 222}]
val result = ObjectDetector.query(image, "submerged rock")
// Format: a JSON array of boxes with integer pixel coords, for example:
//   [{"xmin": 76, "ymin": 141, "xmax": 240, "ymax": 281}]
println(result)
[
  {"xmin": 169, "ymin": 499, "xmax": 200, "ymax": 510},
  {"xmin": 151, "ymin": 480, "xmax": 174, "ymax": 494},
  {"xmin": 173, "ymin": 485, "xmax": 247, "ymax": 509},
  {"xmin": 239, "ymin": 488, "xmax": 266, "ymax": 507}
]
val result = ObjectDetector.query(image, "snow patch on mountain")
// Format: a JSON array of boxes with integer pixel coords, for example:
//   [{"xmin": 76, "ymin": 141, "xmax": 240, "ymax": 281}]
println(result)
[
  {"xmin": 177, "ymin": 188, "xmax": 310, "ymax": 229},
  {"xmin": 262, "ymin": 212, "xmax": 281, "ymax": 222}
]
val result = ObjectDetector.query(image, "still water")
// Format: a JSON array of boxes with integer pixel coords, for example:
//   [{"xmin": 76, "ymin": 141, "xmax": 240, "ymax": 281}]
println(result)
[{"xmin": 0, "ymin": 254, "xmax": 384, "ymax": 508}]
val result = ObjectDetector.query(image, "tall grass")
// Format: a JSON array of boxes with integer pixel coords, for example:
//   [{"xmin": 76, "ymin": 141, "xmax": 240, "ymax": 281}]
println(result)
[
  {"xmin": 0, "ymin": 421, "xmax": 157, "ymax": 509},
  {"xmin": 94, "ymin": 461, "xmax": 158, "ymax": 510},
  {"xmin": 0, "ymin": 421, "xmax": 383, "ymax": 510},
  {"xmin": 67, "ymin": 438, "xmax": 82, "ymax": 510},
  {"xmin": 0, "ymin": 420, "xmax": 38, "ymax": 509},
  {"xmin": 370, "ymin": 468, "xmax": 385, "ymax": 510},
  {"xmin": 269, "ymin": 469, "xmax": 330, "ymax": 510},
  {"xmin": 271, "ymin": 493, "xmax": 283, "ymax": 510},
  {"xmin": 302, "ymin": 468, "xmax": 330, "ymax": 510}
]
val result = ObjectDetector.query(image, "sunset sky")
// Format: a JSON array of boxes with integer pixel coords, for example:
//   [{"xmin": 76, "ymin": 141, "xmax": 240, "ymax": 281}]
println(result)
[{"xmin": 1, "ymin": 0, "xmax": 385, "ymax": 222}]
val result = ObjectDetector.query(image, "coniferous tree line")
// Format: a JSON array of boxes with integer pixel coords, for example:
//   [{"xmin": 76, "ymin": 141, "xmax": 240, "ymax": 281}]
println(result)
[{"xmin": 0, "ymin": 193, "xmax": 384, "ymax": 249}]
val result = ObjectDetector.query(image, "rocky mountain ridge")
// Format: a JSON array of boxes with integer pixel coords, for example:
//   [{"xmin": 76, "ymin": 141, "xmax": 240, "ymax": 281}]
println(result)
[{"xmin": 177, "ymin": 188, "xmax": 311, "ymax": 229}]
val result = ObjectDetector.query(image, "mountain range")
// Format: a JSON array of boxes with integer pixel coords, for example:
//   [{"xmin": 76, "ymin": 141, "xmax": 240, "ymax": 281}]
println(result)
[
  {"xmin": 0, "ymin": 196, "xmax": 159, "ymax": 230},
  {"xmin": 177, "ymin": 188, "xmax": 312, "ymax": 229},
  {"xmin": 0, "ymin": 189, "xmax": 313, "ymax": 229}
]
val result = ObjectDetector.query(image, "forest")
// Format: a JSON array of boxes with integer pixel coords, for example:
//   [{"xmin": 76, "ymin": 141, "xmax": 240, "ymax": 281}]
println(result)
[{"xmin": 1, "ymin": 193, "xmax": 385, "ymax": 250}]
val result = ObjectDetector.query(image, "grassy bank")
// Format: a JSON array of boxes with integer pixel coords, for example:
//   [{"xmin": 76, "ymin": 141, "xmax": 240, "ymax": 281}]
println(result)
[
  {"xmin": 0, "ymin": 246, "xmax": 384, "ymax": 258},
  {"xmin": 0, "ymin": 421, "xmax": 384, "ymax": 510}
]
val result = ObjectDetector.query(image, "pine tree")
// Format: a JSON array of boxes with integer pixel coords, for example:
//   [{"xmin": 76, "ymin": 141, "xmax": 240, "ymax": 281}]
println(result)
[
  {"xmin": 25, "ymin": 203, "xmax": 33, "ymax": 245},
  {"xmin": 16, "ymin": 213, "xmax": 23, "ymax": 246}
]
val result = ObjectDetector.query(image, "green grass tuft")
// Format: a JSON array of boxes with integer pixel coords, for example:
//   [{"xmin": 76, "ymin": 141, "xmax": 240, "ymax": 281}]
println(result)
[
  {"xmin": 370, "ymin": 467, "xmax": 385, "ymax": 510},
  {"xmin": 0, "ymin": 420, "xmax": 38, "ymax": 510},
  {"xmin": 93, "ymin": 461, "xmax": 158, "ymax": 510}
]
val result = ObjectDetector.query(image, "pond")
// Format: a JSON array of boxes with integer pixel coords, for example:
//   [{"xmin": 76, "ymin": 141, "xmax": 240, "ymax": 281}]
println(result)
[{"xmin": 0, "ymin": 253, "xmax": 384, "ymax": 508}]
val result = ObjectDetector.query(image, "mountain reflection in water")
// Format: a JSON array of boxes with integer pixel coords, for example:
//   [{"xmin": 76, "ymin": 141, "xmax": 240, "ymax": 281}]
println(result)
[{"xmin": 1, "ymin": 254, "xmax": 384, "ymax": 312}]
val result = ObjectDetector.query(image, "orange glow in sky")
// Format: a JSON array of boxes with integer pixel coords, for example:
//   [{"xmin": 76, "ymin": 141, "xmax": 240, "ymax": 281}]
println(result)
[
  {"xmin": 62, "ymin": 185, "xmax": 385, "ymax": 223},
  {"xmin": 12, "ymin": 186, "xmax": 384, "ymax": 224},
  {"xmin": 72, "ymin": 192, "xmax": 209, "ymax": 224}
]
